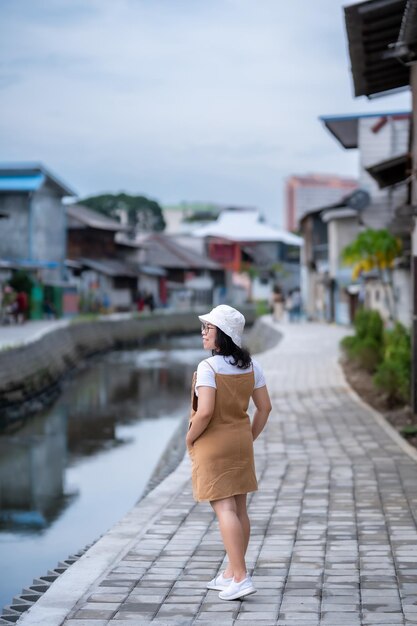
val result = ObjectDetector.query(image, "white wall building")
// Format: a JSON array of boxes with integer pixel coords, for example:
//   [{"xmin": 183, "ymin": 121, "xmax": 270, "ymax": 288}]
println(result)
[{"xmin": 319, "ymin": 110, "xmax": 412, "ymax": 326}]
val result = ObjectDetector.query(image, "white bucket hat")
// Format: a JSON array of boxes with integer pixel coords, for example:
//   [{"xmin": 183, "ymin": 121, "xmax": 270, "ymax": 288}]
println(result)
[{"xmin": 199, "ymin": 305, "xmax": 245, "ymax": 348}]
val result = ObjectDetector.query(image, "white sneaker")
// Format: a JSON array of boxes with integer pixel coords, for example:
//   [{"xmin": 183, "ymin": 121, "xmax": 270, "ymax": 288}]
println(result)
[
  {"xmin": 206, "ymin": 572, "xmax": 233, "ymax": 591},
  {"xmin": 218, "ymin": 574, "xmax": 256, "ymax": 600}
]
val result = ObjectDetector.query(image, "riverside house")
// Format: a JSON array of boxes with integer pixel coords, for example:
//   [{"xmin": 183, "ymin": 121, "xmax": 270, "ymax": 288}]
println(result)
[
  {"xmin": 116, "ymin": 232, "xmax": 225, "ymax": 308},
  {"xmin": 191, "ymin": 208, "xmax": 302, "ymax": 304},
  {"xmin": 316, "ymin": 111, "xmax": 412, "ymax": 328},
  {"xmin": 0, "ymin": 163, "xmax": 75, "ymax": 285},
  {"xmin": 66, "ymin": 203, "xmax": 139, "ymax": 312},
  {"xmin": 300, "ymin": 189, "xmax": 372, "ymax": 324}
]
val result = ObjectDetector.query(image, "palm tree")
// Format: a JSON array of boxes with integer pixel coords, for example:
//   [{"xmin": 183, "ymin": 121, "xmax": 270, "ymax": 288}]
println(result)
[{"xmin": 341, "ymin": 228, "xmax": 402, "ymax": 321}]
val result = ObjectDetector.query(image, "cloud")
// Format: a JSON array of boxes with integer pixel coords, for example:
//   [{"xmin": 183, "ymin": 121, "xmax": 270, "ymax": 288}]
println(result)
[{"xmin": 0, "ymin": 0, "xmax": 411, "ymax": 225}]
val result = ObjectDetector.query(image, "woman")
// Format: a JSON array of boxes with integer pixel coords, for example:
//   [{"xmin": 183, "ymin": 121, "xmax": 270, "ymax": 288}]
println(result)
[{"xmin": 186, "ymin": 304, "xmax": 272, "ymax": 601}]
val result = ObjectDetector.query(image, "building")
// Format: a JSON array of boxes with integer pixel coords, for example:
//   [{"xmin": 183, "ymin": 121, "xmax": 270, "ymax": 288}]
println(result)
[
  {"xmin": 66, "ymin": 204, "xmax": 139, "ymax": 312},
  {"xmin": 117, "ymin": 232, "xmax": 225, "ymax": 308},
  {"xmin": 321, "ymin": 111, "xmax": 411, "ymax": 231},
  {"xmin": 285, "ymin": 174, "xmax": 358, "ymax": 232},
  {"xmin": 319, "ymin": 111, "xmax": 412, "ymax": 327},
  {"xmin": 162, "ymin": 202, "xmax": 222, "ymax": 235},
  {"xmin": 0, "ymin": 163, "xmax": 75, "ymax": 284},
  {"xmin": 192, "ymin": 208, "xmax": 302, "ymax": 303},
  {"xmin": 342, "ymin": 0, "xmax": 417, "ymax": 410},
  {"xmin": 300, "ymin": 190, "xmax": 369, "ymax": 324}
]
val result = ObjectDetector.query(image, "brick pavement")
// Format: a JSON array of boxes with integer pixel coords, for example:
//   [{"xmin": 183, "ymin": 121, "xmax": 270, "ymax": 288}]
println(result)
[{"xmin": 17, "ymin": 320, "xmax": 417, "ymax": 626}]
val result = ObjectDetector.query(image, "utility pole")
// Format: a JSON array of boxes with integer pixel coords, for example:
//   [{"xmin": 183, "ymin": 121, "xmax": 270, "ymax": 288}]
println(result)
[{"xmin": 412, "ymin": 62, "xmax": 417, "ymax": 415}]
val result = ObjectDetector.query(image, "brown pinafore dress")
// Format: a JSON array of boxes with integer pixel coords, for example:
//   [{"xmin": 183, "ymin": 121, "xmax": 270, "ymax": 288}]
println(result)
[{"xmin": 188, "ymin": 361, "xmax": 258, "ymax": 502}]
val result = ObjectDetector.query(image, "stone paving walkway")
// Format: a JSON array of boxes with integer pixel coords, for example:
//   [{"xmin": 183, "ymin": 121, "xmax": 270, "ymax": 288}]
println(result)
[
  {"xmin": 0, "ymin": 319, "xmax": 68, "ymax": 350},
  {"xmin": 17, "ymin": 320, "xmax": 417, "ymax": 626}
]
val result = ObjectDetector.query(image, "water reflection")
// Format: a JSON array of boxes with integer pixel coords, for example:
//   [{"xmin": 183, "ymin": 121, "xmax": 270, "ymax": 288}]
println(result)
[
  {"xmin": 0, "ymin": 406, "xmax": 71, "ymax": 531},
  {"xmin": 0, "ymin": 334, "xmax": 204, "ymax": 609}
]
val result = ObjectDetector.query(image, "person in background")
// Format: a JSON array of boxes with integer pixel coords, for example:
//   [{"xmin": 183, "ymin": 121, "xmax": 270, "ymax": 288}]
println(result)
[
  {"xmin": 272, "ymin": 285, "xmax": 285, "ymax": 323},
  {"xmin": 290, "ymin": 288, "xmax": 302, "ymax": 322},
  {"xmin": 144, "ymin": 291, "xmax": 155, "ymax": 312},
  {"xmin": 43, "ymin": 298, "xmax": 56, "ymax": 320},
  {"xmin": 2, "ymin": 285, "xmax": 17, "ymax": 324},
  {"xmin": 16, "ymin": 290, "xmax": 28, "ymax": 324},
  {"xmin": 187, "ymin": 305, "xmax": 272, "ymax": 601}
]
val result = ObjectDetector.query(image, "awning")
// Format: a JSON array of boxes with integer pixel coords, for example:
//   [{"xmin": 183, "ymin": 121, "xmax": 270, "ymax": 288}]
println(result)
[
  {"xmin": 0, "ymin": 259, "xmax": 59, "ymax": 270},
  {"xmin": 319, "ymin": 115, "xmax": 359, "ymax": 149},
  {"xmin": 138, "ymin": 264, "xmax": 166, "ymax": 277},
  {"xmin": 344, "ymin": 0, "xmax": 410, "ymax": 98},
  {"xmin": 366, "ymin": 153, "xmax": 411, "ymax": 188}
]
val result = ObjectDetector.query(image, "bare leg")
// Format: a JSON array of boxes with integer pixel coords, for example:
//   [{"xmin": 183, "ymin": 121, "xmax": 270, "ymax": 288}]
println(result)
[
  {"xmin": 211, "ymin": 496, "xmax": 247, "ymax": 582},
  {"xmin": 236, "ymin": 493, "xmax": 250, "ymax": 554},
  {"xmin": 223, "ymin": 494, "xmax": 250, "ymax": 578}
]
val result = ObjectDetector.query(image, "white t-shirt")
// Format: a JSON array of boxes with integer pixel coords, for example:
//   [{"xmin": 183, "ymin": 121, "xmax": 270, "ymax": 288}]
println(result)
[{"xmin": 195, "ymin": 355, "xmax": 266, "ymax": 396}]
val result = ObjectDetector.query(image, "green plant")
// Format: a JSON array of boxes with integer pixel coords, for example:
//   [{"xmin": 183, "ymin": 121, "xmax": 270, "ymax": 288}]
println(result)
[
  {"xmin": 340, "ymin": 335, "xmax": 356, "ymax": 358},
  {"xmin": 341, "ymin": 229, "xmax": 402, "ymax": 321},
  {"xmin": 353, "ymin": 336, "xmax": 383, "ymax": 372},
  {"xmin": 255, "ymin": 300, "xmax": 270, "ymax": 317},
  {"xmin": 341, "ymin": 308, "xmax": 384, "ymax": 372},
  {"xmin": 401, "ymin": 424, "xmax": 417, "ymax": 438},
  {"xmin": 353, "ymin": 308, "xmax": 384, "ymax": 342},
  {"xmin": 9, "ymin": 270, "xmax": 33, "ymax": 294},
  {"xmin": 70, "ymin": 313, "xmax": 101, "ymax": 324},
  {"xmin": 374, "ymin": 322, "xmax": 411, "ymax": 405}
]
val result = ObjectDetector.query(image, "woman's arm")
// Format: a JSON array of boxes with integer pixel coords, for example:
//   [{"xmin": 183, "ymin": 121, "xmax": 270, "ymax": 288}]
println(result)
[
  {"xmin": 251, "ymin": 385, "xmax": 272, "ymax": 441},
  {"xmin": 186, "ymin": 386, "xmax": 216, "ymax": 447}
]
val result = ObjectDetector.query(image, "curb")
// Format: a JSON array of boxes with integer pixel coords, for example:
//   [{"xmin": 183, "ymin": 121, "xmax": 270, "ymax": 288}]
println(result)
[{"xmin": 338, "ymin": 360, "xmax": 417, "ymax": 465}]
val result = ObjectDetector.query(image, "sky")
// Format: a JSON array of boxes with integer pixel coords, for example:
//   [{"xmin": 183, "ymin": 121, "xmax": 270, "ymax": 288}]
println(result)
[{"xmin": 0, "ymin": 0, "xmax": 411, "ymax": 226}]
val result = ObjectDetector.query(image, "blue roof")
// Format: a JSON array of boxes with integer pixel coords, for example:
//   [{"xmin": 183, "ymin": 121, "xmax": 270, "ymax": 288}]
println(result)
[
  {"xmin": 0, "ymin": 258, "xmax": 59, "ymax": 269},
  {"xmin": 0, "ymin": 162, "xmax": 75, "ymax": 196},
  {"xmin": 0, "ymin": 173, "xmax": 45, "ymax": 192}
]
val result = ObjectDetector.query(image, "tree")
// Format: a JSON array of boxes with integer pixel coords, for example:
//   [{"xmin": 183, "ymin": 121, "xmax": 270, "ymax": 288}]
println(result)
[
  {"xmin": 341, "ymin": 228, "xmax": 402, "ymax": 321},
  {"xmin": 81, "ymin": 193, "xmax": 166, "ymax": 233}
]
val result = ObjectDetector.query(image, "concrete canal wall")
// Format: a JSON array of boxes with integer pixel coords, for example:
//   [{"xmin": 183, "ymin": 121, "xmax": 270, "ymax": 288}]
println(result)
[{"xmin": 0, "ymin": 307, "xmax": 257, "ymax": 423}]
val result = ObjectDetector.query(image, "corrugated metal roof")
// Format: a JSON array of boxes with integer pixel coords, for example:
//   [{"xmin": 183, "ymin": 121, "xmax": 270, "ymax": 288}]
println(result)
[
  {"xmin": 116, "ymin": 232, "xmax": 222, "ymax": 271},
  {"xmin": 192, "ymin": 209, "xmax": 303, "ymax": 246},
  {"xmin": 145, "ymin": 234, "xmax": 222, "ymax": 270},
  {"xmin": 79, "ymin": 258, "xmax": 137, "ymax": 277},
  {"xmin": 66, "ymin": 204, "xmax": 126, "ymax": 231},
  {"xmin": 0, "ymin": 162, "xmax": 75, "ymax": 196},
  {"xmin": 0, "ymin": 173, "xmax": 45, "ymax": 192}
]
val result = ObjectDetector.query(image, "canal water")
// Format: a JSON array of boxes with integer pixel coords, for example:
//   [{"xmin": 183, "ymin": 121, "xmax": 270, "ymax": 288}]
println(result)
[{"xmin": 0, "ymin": 334, "xmax": 205, "ymax": 611}]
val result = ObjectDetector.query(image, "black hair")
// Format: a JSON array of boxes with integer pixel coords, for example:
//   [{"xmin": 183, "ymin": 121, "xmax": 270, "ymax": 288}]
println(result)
[{"xmin": 212, "ymin": 327, "xmax": 252, "ymax": 369}]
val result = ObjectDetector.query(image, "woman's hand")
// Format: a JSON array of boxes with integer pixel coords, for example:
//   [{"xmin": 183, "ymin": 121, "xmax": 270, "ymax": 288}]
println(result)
[{"xmin": 187, "ymin": 386, "xmax": 216, "ymax": 445}]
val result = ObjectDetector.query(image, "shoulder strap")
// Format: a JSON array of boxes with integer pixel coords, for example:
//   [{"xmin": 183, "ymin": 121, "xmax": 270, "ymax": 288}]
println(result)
[{"xmin": 204, "ymin": 358, "xmax": 216, "ymax": 373}]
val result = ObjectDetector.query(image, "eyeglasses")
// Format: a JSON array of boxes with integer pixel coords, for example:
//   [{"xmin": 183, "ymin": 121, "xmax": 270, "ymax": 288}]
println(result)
[{"xmin": 201, "ymin": 323, "xmax": 216, "ymax": 334}]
